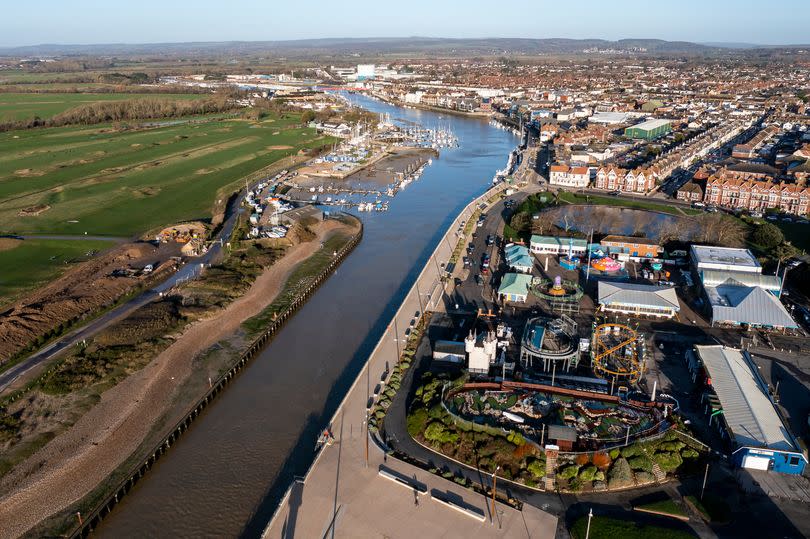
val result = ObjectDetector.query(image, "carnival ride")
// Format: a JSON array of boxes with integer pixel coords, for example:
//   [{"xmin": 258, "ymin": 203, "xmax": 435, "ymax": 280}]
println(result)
[
  {"xmin": 531, "ymin": 276, "xmax": 584, "ymax": 313},
  {"xmin": 591, "ymin": 323, "xmax": 643, "ymax": 384}
]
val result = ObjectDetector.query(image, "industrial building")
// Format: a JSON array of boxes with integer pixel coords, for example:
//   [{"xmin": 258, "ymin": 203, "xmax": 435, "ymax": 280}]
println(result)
[
  {"xmin": 690, "ymin": 346, "xmax": 807, "ymax": 475},
  {"xmin": 624, "ymin": 118, "xmax": 672, "ymax": 140},
  {"xmin": 597, "ymin": 281, "xmax": 680, "ymax": 319}
]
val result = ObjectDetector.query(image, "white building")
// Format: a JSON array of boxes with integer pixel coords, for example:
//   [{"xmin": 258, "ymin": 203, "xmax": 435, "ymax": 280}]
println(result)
[
  {"xmin": 356, "ymin": 64, "xmax": 376, "ymax": 80},
  {"xmin": 690, "ymin": 245, "xmax": 761, "ymax": 275},
  {"xmin": 465, "ymin": 330, "xmax": 498, "ymax": 374},
  {"xmin": 549, "ymin": 165, "xmax": 590, "ymax": 188}
]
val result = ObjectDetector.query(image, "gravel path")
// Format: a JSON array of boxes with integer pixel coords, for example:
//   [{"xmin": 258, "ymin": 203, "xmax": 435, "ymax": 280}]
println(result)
[{"xmin": 0, "ymin": 220, "xmax": 355, "ymax": 539}]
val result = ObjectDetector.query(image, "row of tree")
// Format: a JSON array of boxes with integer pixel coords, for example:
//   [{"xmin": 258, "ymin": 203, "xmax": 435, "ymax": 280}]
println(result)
[{"xmin": 0, "ymin": 97, "xmax": 237, "ymax": 132}]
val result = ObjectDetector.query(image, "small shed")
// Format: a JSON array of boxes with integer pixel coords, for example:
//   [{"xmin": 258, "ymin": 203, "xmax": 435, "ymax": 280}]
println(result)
[{"xmin": 547, "ymin": 424, "xmax": 578, "ymax": 451}]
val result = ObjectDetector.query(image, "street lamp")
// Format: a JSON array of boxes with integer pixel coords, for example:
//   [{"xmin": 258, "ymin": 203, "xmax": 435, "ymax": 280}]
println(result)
[
  {"xmin": 491, "ymin": 465, "xmax": 500, "ymax": 524},
  {"xmin": 585, "ymin": 508, "xmax": 594, "ymax": 539}
]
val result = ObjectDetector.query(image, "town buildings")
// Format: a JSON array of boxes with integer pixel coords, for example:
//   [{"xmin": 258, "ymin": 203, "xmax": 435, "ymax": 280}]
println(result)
[
  {"xmin": 701, "ymin": 167, "xmax": 810, "ymax": 216},
  {"xmin": 593, "ymin": 167, "xmax": 658, "ymax": 193},
  {"xmin": 624, "ymin": 118, "xmax": 672, "ymax": 140},
  {"xmin": 549, "ymin": 165, "xmax": 590, "ymax": 188}
]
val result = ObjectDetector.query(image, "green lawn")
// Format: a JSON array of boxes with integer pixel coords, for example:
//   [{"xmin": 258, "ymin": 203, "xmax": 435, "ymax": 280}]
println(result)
[
  {"xmin": 570, "ymin": 514, "xmax": 696, "ymax": 539},
  {"xmin": 635, "ymin": 498, "xmax": 688, "ymax": 518},
  {"xmin": 685, "ymin": 494, "xmax": 731, "ymax": 523},
  {"xmin": 558, "ymin": 192, "xmax": 685, "ymax": 216},
  {"xmin": 0, "ymin": 92, "xmax": 208, "ymax": 122},
  {"xmin": 0, "ymin": 112, "xmax": 331, "ymax": 237},
  {"xmin": 0, "ymin": 238, "xmax": 117, "ymax": 302}
]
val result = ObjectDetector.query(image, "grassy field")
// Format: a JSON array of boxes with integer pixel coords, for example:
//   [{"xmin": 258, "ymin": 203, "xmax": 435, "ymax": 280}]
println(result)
[
  {"xmin": 570, "ymin": 514, "xmax": 696, "ymax": 539},
  {"xmin": 558, "ymin": 191, "xmax": 688, "ymax": 216},
  {"xmin": 0, "ymin": 112, "xmax": 330, "ymax": 237},
  {"xmin": 0, "ymin": 92, "xmax": 209, "ymax": 122},
  {"xmin": 0, "ymin": 237, "xmax": 116, "ymax": 299},
  {"xmin": 634, "ymin": 498, "xmax": 688, "ymax": 518}
]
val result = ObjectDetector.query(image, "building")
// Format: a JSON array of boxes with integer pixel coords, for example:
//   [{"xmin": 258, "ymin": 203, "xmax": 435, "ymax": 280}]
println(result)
[
  {"xmin": 597, "ymin": 281, "xmax": 680, "ymax": 319},
  {"xmin": 589, "ymin": 111, "xmax": 631, "ymax": 125},
  {"xmin": 703, "ymin": 168, "xmax": 810, "ymax": 216},
  {"xmin": 549, "ymin": 165, "xmax": 590, "ymax": 188},
  {"xmin": 530, "ymin": 235, "xmax": 588, "ymax": 256},
  {"xmin": 432, "ymin": 340, "xmax": 467, "ymax": 368},
  {"xmin": 676, "ymin": 182, "xmax": 704, "ymax": 202},
  {"xmin": 600, "ymin": 235, "xmax": 662, "ymax": 261},
  {"xmin": 701, "ymin": 269, "xmax": 782, "ymax": 296},
  {"xmin": 691, "ymin": 346, "xmax": 807, "ymax": 475},
  {"xmin": 624, "ymin": 118, "xmax": 672, "ymax": 141},
  {"xmin": 498, "ymin": 273, "xmax": 533, "ymax": 303},
  {"xmin": 278, "ymin": 205, "xmax": 324, "ymax": 226},
  {"xmin": 503, "ymin": 243, "xmax": 534, "ymax": 274},
  {"xmin": 704, "ymin": 283, "xmax": 796, "ymax": 329},
  {"xmin": 690, "ymin": 245, "xmax": 761, "ymax": 275},
  {"xmin": 593, "ymin": 167, "xmax": 658, "ymax": 194},
  {"xmin": 356, "ymin": 64, "xmax": 376, "ymax": 80},
  {"xmin": 464, "ymin": 330, "xmax": 498, "ymax": 374}
]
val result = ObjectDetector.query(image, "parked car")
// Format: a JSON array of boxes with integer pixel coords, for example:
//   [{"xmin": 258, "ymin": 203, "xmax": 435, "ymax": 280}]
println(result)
[
  {"xmin": 463, "ymin": 257, "xmax": 471, "ymax": 267},
  {"xmin": 475, "ymin": 274, "xmax": 484, "ymax": 285}
]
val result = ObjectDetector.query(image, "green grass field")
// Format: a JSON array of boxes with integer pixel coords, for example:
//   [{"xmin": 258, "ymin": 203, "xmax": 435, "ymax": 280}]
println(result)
[
  {"xmin": 570, "ymin": 514, "xmax": 695, "ymax": 539},
  {"xmin": 558, "ymin": 191, "xmax": 687, "ymax": 216},
  {"xmin": 0, "ymin": 238, "xmax": 117, "ymax": 300},
  {"xmin": 0, "ymin": 112, "xmax": 330, "ymax": 237},
  {"xmin": 0, "ymin": 92, "xmax": 209, "ymax": 122}
]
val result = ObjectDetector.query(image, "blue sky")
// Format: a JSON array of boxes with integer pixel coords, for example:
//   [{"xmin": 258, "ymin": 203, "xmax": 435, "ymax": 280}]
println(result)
[{"xmin": 2, "ymin": 0, "xmax": 807, "ymax": 47}]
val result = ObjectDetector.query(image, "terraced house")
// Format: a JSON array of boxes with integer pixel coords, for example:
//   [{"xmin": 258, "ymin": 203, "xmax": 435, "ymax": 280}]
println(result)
[
  {"xmin": 703, "ymin": 168, "xmax": 810, "ymax": 215},
  {"xmin": 593, "ymin": 166, "xmax": 658, "ymax": 193}
]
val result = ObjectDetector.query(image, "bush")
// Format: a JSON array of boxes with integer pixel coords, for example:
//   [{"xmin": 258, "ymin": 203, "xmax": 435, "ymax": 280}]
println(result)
[
  {"xmin": 608, "ymin": 457, "xmax": 634, "ymax": 489},
  {"xmin": 575, "ymin": 454, "xmax": 591, "ymax": 466},
  {"xmin": 507, "ymin": 431, "xmax": 526, "ymax": 446},
  {"xmin": 578, "ymin": 465, "xmax": 598, "ymax": 482},
  {"xmin": 558, "ymin": 464, "xmax": 580, "ymax": 480},
  {"xmin": 406, "ymin": 408, "xmax": 429, "ymax": 437},
  {"xmin": 658, "ymin": 441, "xmax": 685, "ymax": 452},
  {"xmin": 620, "ymin": 444, "xmax": 640, "ymax": 458},
  {"xmin": 527, "ymin": 458, "xmax": 546, "ymax": 478},
  {"xmin": 654, "ymin": 451, "xmax": 683, "ymax": 473},
  {"xmin": 593, "ymin": 470, "xmax": 605, "ymax": 482},
  {"xmin": 609, "ymin": 448, "xmax": 621, "ymax": 460},
  {"xmin": 425, "ymin": 421, "xmax": 459, "ymax": 444},
  {"xmin": 627, "ymin": 455, "xmax": 653, "ymax": 472},
  {"xmin": 568, "ymin": 477, "xmax": 583, "ymax": 492},
  {"xmin": 592, "ymin": 452, "xmax": 612, "ymax": 468},
  {"xmin": 634, "ymin": 471, "xmax": 655, "ymax": 484},
  {"xmin": 681, "ymin": 448, "xmax": 699, "ymax": 459}
]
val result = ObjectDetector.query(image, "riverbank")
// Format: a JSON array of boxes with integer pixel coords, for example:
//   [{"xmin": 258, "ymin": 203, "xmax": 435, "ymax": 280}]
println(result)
[
  {"xmin": 369, "ymin": 92, "xmax": 492, "ymax": 118},
  {"xmin": 0, "ymin": 217, "xmax": 361, "ymax": 538}
]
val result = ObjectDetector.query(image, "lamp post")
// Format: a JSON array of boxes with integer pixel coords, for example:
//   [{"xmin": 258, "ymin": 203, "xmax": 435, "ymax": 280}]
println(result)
[
  {"xmin": 491, "ymin": 466, "xmax": 500, "ymax": 524},
  {"xmin": 585, "ymin": 508, "xmax": 593, "ymax": 539}
]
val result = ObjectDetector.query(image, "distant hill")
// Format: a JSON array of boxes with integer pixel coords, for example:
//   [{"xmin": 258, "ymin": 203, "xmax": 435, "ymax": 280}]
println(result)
[{"xmin": 0, "ymin": 37, "xmax": 726, "ymax": 58}]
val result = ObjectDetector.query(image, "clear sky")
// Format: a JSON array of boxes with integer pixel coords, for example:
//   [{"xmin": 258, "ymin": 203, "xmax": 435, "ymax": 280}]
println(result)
[{"xmin": 2, "ymin": 0, "xmax": 808, "ymax": 47}]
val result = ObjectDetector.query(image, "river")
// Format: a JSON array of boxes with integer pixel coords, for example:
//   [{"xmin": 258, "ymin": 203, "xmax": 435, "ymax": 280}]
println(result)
[{"xmin": 96, "ymin": 94, "xmax": 518, "ymax": 538}]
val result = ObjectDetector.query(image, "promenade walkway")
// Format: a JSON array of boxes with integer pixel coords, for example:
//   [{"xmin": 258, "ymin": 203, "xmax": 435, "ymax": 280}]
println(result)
[{"xmin": 263, "ymin": 184, "xmax": 558, "ymax": 538}]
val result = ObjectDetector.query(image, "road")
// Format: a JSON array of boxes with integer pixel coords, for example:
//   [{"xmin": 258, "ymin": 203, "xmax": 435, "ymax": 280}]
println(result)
[{"xmin": 0, "ymin": 194, "xmax": 245, "ymax": 393}]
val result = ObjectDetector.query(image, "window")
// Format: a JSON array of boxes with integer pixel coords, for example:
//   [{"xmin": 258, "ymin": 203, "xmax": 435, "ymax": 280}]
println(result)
[{"xmin": 789, "ymin": 456, "xmax": 801, "ymax": 466}]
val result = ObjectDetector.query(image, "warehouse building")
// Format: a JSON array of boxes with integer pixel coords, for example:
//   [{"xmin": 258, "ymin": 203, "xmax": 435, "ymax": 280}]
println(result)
[
  {"xmin": 624, "ymin": 118, "xmax": 672, "ymax": 141},
  {"xmin": 597, "ymin": 281, "xmax": 680, "ymax": 319},
  {"xmin": 691, "ymin": 245, "xmax": 761, "ymax": 276},
  {"xmin": 692, "ymin": 345, "xmax": 807, "ymax": 475}
]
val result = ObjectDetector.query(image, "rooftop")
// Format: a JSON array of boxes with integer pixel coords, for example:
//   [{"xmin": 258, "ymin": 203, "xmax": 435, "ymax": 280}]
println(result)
[
  {"xmin": 691, "ymin": 245, "xmax": 761, "ymax": 271},
  {"xmin": 498, "ymin": 272, "xmax": 533, "ymax": 296},
  {"xmin": 695, "ymin": 345, "xmax": 799, "ymax": 452},
  {"xmin": 706, "ymin": 284, "xmax": 797, "ymax": 328},
  {"xmin": 598, "ymin": 281, "xmax": 679, "ymax": 310},
  {"xmin": 530, "ymin": 235, "xmax": 588, "ymax": 248},
  {"xmin": 628, "ymin": 118, "xmax": 672, "ymax": 131}
]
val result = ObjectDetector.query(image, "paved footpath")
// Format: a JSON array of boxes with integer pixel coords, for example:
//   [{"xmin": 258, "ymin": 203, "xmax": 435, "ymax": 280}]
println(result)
[{"xmin": 263, "ymin": 184, "xmax": 558, "ymax": 538}]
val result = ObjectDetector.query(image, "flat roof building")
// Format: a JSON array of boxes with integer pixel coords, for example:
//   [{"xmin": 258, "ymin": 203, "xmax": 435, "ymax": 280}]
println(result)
[
  {"xmin": 693, "ymin": 345, "xmax": 806, "ymax": 475},
  {"xmin": 691, "ymin": 245, "xmax": 761, "ymax": 275},
  {"xmin": 530, "ymin": 235, "xmax": 588, "ymax": 256},
  {"xmin": 624, "ymin": 118, "xmax": 672, "ymax": 141}
]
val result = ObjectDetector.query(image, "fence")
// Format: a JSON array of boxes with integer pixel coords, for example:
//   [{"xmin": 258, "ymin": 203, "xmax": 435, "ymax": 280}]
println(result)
[{"xmin": 68, "ymin": 222, "xmax": 363, "ymax": 538}]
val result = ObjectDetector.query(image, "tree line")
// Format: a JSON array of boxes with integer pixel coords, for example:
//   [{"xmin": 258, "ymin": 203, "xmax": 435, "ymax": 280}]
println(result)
[{"xmin": 0, "ymin": 97, "xmax": 237, "ymax": 132}]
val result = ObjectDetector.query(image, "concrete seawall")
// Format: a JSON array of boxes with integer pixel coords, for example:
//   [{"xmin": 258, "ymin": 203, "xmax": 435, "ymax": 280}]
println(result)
[{"xmin": 262, "ymin": 183, "xmax": 510, "ymax": 537}]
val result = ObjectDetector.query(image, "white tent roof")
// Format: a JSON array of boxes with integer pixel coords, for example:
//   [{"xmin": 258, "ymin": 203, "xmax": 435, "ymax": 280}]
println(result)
[{"xmin": 707, "ymin": 285, "xmax": 797, "ymax": 328}]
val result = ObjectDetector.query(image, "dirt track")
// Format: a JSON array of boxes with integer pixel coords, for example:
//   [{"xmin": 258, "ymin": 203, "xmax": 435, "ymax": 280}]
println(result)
[{"xmin": 0, "ymin": 219, "xmax": 356, "ymax": 539}]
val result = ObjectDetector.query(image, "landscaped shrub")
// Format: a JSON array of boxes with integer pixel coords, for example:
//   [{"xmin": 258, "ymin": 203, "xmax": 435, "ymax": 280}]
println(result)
[
  {"xmin": 592, "ymin": 452, "xmax": 611, "ymax": 469},
  {"xmin": 627, "ymin": 455, "xmax": 653, "ymax": 472},
  {"xmin": 575, "ymin": 454, "xmax": 590, "ymax": 466},
  {"xmin": 568, "ymin": 477, "xmax": 583, "ymax": 491},
  {"xmin": 513, "ymin": 442, "xmax": 536, "ymax": 459},
  {"xmin": 658, "ymin": 441, "xmax": 685, "ymax": 452},
  {"xmin": 607, "ymin": 457, "xmax": 634, "ymax": 489},
  {"xmin": 620, "ymin": 444, "xmax": 640, "ymax": 458},
  {"xmin": 634, "ymin": 471, "xmax": 655, "ymax": 484},
  {"xmin": 506, "ymin": 394, "xmax": 518, "ymax": 407},
  {"xmin": 527, "ymin": 458, "xmax": 546, "ymax": 479},
  {"xmin": 578, "ymin": 465, "xmax": 598, "ymax": 482},
  {"xmin": 593, "ymin": 470, "xmax": 605, "ymax": 482},
  {"xmin": 558, "ymin": 464, "xmax": 580, "ymax": 480},
  {"xmin": 654, "ymin": 451, "xmax": 683, "ymax": 473},
  {"xmin": 680, "ymin": 448, "xmax": 699, "ymax": 459},
  {"xmin": 424, "ymin": 421, "xmax": 459, "ymax": 444},
  {"xmin": 406, "ymin": 408, "xmax": 429, "ymax": 437},
  {"xmin": 507, "ymin": 431, "xmax": 525, "ymax": 446},
  {"xmin": 609, "ymin": 448, "xmax": 621, "ymax": 460}
]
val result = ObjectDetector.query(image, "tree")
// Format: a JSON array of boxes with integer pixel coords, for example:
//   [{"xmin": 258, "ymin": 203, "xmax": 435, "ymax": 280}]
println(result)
[
  {"xmin": 301, "ymin": 110, "xmax": 316, "ymax": 124},
  {"xmin": 773, "ymin": 242, "xmax": 799, "ymax": 262},
  {"xmin": 530, "ymin": 211, "xmax": 556, "ymax": 235},
  {"xmin": 509, "ymin": 212, "xmax": 531, "ymax": 234},
  {"xmin": 751, "ymin": 222, "xmax": 784, "ymax": 249}
]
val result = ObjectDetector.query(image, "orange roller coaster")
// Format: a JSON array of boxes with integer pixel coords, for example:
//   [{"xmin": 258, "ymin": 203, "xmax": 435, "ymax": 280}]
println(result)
[{"xmin": 591, "ymin": 323, "xmax": 641, "ymax": 383}]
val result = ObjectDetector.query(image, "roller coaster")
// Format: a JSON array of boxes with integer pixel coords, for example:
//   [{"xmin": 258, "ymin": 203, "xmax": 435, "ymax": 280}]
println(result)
[{"xmin": 591, "ymin": 323, "xmax": 642, "ymax": 384}]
